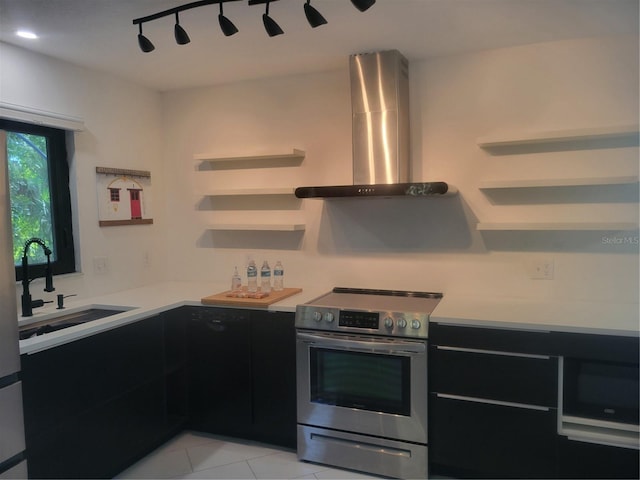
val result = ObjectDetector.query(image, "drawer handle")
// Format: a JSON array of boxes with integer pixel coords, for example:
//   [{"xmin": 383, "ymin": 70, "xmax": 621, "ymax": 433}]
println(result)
[
  {"xmin": 436, "ymin": 393, "xmax": 551, "ymax": 411},
  {"xmin": 436, "ymin": 345, "xmax": 551, "ymax": 360}
]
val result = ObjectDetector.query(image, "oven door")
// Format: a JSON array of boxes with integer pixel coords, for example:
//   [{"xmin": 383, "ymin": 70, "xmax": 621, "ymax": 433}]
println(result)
[{"xmin": 296, "ymin": 330, "xmax": 428, "ymax": 444}]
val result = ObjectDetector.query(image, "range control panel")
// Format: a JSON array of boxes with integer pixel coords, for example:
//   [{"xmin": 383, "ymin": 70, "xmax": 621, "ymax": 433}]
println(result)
[{"xmin": 295, "ymin": 306, "xmax": 430, "ymax": 339}]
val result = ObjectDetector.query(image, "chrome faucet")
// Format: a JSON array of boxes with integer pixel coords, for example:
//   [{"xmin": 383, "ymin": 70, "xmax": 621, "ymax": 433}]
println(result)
[{"xmin": 21, "ymin": 237, "xmax": 55, "ymax": 317}]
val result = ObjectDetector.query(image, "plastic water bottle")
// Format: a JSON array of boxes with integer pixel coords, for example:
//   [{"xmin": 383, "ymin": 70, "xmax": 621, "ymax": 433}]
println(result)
[
  {"xmin": 247, "ymin": 260, "xmax": 258, "ymax": 293},
  {"xmin": 273, "ymin": 260, "xmax": 284, "ymax": 291},
  {"xmin": 231, "ymin": 266, "xmax": 242, "ymax": 293},
  {"xmin": 260, "ymin": 260, "xmax": 271, "ymax": 294}
]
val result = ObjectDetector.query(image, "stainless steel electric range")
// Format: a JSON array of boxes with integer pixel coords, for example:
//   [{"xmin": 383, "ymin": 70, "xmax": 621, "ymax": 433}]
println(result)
[{"xmin": 295, "ymin": 287, "xmax": 443, "ymax": 479}]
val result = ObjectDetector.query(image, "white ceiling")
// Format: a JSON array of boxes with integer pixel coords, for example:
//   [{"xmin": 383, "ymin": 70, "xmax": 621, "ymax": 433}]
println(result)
[{"xmin": 0, "ymin": 0, "xmax": 638, "ymax": 92}]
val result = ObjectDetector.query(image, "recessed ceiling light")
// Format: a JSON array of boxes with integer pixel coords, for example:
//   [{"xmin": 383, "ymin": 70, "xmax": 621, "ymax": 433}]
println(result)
[{"xmin": 16, "ymin": 30, "xmax": 38, "ymax": 40}]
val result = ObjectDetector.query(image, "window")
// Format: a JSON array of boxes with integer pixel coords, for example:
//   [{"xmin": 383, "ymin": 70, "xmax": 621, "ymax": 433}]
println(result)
[
  {"xmin": 1, "ymin": 119, "xmax": 75, "ymax": 281},
  {"xmin": 109, "ymin": 188, "xmax": 120, "ymax": 202}
]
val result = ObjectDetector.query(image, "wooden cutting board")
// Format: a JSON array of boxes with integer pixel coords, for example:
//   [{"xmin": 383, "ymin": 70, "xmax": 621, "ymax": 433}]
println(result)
[{"xmin": 201, "ymin": 287, "xmax": 303, "ymax": 308}]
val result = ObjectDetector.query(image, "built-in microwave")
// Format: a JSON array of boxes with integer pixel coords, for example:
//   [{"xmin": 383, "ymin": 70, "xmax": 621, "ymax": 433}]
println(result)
[
  {"xmin": 559, "ymin": 355, "xmax": 639, "ymax": 450},
  {"xmin": 563, "ymin": 357, "xmax": 639, "ymax": 425}
]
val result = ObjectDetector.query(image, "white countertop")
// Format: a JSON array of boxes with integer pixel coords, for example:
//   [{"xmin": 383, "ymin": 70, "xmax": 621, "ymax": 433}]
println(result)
[
  {"xmin": 18, "ymin": 282, "xmax": 328, "ymax": 355},
  {"xmin": 18, "ymin": 282, "xmax": 639, "ymax": 355},
  {"xmin": 431, "ymin": 295, "xmax": 639, "ymax": 337}
]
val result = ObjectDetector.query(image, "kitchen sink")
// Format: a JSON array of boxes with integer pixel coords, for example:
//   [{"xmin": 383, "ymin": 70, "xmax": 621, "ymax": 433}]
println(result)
[{"xmin": 19, "ymin": 306, "xmax": 134, "ymax": 340}]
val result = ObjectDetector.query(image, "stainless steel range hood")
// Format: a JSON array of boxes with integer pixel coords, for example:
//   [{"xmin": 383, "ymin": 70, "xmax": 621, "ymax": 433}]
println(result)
[{"xmin": 295, "ymin": 50, "xmax": 453, "ymax": 199}]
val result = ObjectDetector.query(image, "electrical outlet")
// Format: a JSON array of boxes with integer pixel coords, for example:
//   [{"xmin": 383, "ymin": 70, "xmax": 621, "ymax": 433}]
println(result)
[
  {"xmin": 143, "ymin": 251, "xmax": 151, "ymax": 267},
  {"xmin": 93, "ymin": 256, "xmax": 109, "ymax": 275},
  {"xmin": 528, "ymin": 259, "xmax": 554, "ymax": 280}
]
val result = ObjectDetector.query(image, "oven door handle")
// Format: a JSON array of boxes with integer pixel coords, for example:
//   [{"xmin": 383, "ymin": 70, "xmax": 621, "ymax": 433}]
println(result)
[{"xmin": 296, "ymin": 332, "xmax": 426, "ymax": 354}]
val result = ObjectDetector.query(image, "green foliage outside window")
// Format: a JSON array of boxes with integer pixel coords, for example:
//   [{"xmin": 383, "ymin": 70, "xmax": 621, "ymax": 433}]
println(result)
[{"xmin": 6, "ymin": 132, "xmax": 55, "ymax": 266}]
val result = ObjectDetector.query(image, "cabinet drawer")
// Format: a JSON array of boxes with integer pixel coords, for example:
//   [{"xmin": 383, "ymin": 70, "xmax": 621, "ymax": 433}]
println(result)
[
  {"xmin": 431, "ymin": 323, "xmax": 554, "ymax": 355},
  {"xmin": 430, "ymin": 394, "xmax": 557, "ymax": 478},
  {"xmin": 430, "ymin": 346, "xmax": 557, "ymax": 407}
]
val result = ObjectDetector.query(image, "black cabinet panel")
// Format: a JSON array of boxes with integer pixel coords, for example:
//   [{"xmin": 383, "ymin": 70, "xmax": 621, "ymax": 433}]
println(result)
[
  {"xmin": 21, "ymin": 316, "xmax": 170, "ymax": 479},
  {"xmin": 552, "ymin": 331, "xmax": 639, "ymax": 363},
  {"xmin": 251, "ymin": 310, "xmax": 296, "ymax": 448},
  {"xmin": 186, "ymin": 307, "xmax": 297, "ymax": 448},
  {"xmin": 430, "ymin": 395, "xmax": 558, "ymax": 479},
  {"xmin": 27, "ymin": 378, "xmax": 166, "ymax": 479},
  {"xmin": 163, "ymin": 308, "xmax": 189, "ymax": 430},
  {"xmin": 431, "ymin": 323, "xmax": 555, "ymax": 355},
  {"xmin": 187, "ymin": 307, "xmax": 252, "ymax": 436},
  {"xmin": 430, "ymin": 347, "xmax": 557, "ymax": 407},
  {"xmin": 22, "ymin": 318, "xmax": 164, "ymax": 440},
  {"xmin": 557, "ymin": 436, "xmax": 639, "ymax": 479}
]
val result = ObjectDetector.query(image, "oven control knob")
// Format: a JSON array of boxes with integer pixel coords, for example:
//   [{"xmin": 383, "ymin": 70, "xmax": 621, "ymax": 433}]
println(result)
[
  {"xmin": 384, "ymin": 317, "xmax": 394, "ymax": 329},
  {"xmin": 324, "ymin": 312, "xmax": 335, "ymax": 323},
  {"xmin": 313, "ymin": 311, "xmax": 323, "ymax": 322},
  {"xmin": 411, "ymin": 319, "xmax": 422, "ymax": 330},
  {"xmin": 397, "ymin": 317, "xmax": 407, "ymax": 329}
]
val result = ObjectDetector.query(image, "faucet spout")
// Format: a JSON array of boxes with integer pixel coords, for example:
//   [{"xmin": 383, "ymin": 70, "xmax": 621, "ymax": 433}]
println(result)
[{"xmin": 21, "ymin": 237, "xmax": 55, "ymax": 317}]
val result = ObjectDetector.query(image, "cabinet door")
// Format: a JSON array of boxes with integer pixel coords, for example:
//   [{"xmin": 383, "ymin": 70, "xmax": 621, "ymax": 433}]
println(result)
[
  {"xmin": 187, "ymin": 307, "xmax": 252, "ymax": 436},
  {"xmin": 250, "ymin": 311, "xmax": 297, "ymax": 448},
  {"xmin": 21, "ymin": 316, "xmax": 166, "ymax": 479},
  {"xmin": 430, "ymin": 395, "xmax": 558, "ymax": 478},
  {"xmin": 557, "ymin": 436, "xmax": 639, "ymax": 479},
  {"xmin": 430, "ymin": 346, "xmax": 557, "ymax": 407},
  {"xmin": 163, "ymin": 308, "xmax": 189, "ymax": 431}
]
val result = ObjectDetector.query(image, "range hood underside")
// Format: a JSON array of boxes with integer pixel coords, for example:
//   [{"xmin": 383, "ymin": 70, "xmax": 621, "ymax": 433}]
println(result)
[{"xmin": 294, "ymin": 182, "xmax": 456, "ymax": 198}]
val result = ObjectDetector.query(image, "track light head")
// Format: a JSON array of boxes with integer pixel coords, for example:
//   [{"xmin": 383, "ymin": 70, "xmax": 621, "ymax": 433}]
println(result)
[
  {"xmin": 137, "ymin": 24, "xmax": 155, "ymax": 53},
  {"xmin": 304, "ymin": 1, "xmax": 327, "ymax": 28},
  {"xmin": 174, "ymin": 12, "xmax": 191, "ymax": 45},
  {"xmin": 218, "ymin": 2, "xmax": 239, "ymax": 36},
  {"xmin": 351, "ymin": 0, "xmax": 376, "ymax": 12},
  {"xmin": 262, "ymin": 2, "xmax": 283, "ymax": 37}
]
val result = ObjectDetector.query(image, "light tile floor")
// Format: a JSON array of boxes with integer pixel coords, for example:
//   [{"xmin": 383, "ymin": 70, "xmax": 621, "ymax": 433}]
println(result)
[{"xmin": 116, "ymin": 431, "xmax": 388, "ymax": 479}]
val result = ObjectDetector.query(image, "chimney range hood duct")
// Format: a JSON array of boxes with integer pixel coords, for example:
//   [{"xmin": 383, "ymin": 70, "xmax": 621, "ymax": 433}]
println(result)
[{"xmin": 295, "ymin": 50, "xmax": 453, "ymax": 198}]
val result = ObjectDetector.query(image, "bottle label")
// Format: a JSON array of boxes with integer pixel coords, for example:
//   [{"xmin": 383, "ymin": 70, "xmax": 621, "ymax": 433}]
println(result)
[{"xmin": 261, "ymin": 272, "xmax": 271, "ymax": 277}]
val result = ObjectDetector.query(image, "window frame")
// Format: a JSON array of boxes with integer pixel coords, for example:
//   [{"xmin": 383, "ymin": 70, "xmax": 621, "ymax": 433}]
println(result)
[{"xmin": 1, "ymin": 118, "xmax": 76, "ymax": 281}]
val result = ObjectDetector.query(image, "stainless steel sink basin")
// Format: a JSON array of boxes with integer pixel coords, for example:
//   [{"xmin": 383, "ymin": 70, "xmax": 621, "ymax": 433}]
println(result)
[{"xmin": 19, "ymin": 306, "xmax": 133, "ymax": 340}]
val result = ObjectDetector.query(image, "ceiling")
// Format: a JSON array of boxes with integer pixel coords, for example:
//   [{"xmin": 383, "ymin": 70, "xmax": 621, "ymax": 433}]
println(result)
[{"xmin": 0, "ymin": 0, "xmax": 638, "ymax": 92}]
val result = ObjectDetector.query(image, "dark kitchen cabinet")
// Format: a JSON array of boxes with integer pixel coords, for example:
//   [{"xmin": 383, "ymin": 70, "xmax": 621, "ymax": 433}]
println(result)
[
  {"xmin": 557, "ymin": 436, "xmax": 639, "ymax": 479},
  {"xmin": 186, "ymin": 306, "xmax": 296, "ymax": 448},
  {"xmin": 429, "ymin": 323, "xmax": 559, "ymax": 479},
  {"xmin": 250, "ymin": 310, "xmax": 297, "ymax": 448},
  {"xmin": 187, "ymin": 307, "xmax": 253, "ymax": 437},
  {"xmin": 163, "ymin": 306, "xmax": 190, "ymax": 431},
  {"xmin": 21, "ymin": 315, "xmax": 172, "ymax": 479}
]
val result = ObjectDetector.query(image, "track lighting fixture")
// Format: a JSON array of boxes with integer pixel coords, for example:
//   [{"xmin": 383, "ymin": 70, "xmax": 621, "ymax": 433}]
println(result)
[
  {"xmin": 262, "ymin": 1, "xmax": 284, "ymax": 37},
  {"xmin": 351, "ymin": 0, "xmax": 376, "ymax": 12},
  {"xmin": 304, "ymin": 0, "xmax": 327, "ymax": 28},
  {"xmin": 174, "ymin": 12, "xmax": 191, "ymax": 45},
  {"xmin": 132, "ymin": 0, "xmax": 376, "ymax": 53},
  {"xmin": 137, "ymin": 23, "xmax": 155, "ymax": 53},
  {"xmin": 218, "ymin": 2, "xmax": 239, "ymax": 36}
]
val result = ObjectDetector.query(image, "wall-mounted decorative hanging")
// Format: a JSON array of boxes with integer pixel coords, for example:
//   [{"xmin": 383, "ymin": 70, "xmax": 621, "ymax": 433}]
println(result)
[{"xmin": 96, "ymin": 167, "xmax": 153, "ymax": 227}]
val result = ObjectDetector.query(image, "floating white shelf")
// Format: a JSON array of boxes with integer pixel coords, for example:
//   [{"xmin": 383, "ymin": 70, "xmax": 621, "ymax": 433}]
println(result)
[
  {"xmin": 477, "ymin": 124, "xmax": 639, "ymax": 149},
  {"xmin": 478, "ymin": 175, "xmax": 639, "ymax": 190},
  {"xmin": 208, "ymin": 224, "xmax": 306, "ymax": 232},
  {"xmin": 194, "ymin": 149, "xmax": 305, "ymax": 164},
  {"xmin": 201, "ymin": 187, "xmax": 297, "ymax": 196},
  {"xmin": 477, "ymin": 222, "xmax": 639, "ymax": 231}
]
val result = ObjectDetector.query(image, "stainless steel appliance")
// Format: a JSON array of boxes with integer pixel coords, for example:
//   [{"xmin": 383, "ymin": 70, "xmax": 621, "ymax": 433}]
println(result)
[
  {"xmin": 295, "ymin": 50, "xmax": 454, "ymax": 199},
  {"xmin": 558, "ymin": 352, "xmax": 639, "ymax": 450},
  {"xmin": 295, "ymin": 287, "xmax": 442, "ymax": 479},
  {"xmin": 0, "ymin": 131, "xmax": 28, "ymax": 478}
]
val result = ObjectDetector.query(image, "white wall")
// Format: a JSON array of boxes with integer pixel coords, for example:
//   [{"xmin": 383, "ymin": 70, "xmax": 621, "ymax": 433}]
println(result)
[
  {"xmin": 1, "ymin": 42, "xmax": 166, "ymax": 301},
  {"xmin": 163, "ymin": 35, "xmax": 639, "ymax": 304},
  {"xmin": 2, "ymin": 34, "xmax": 638, "ymax": 310}
]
